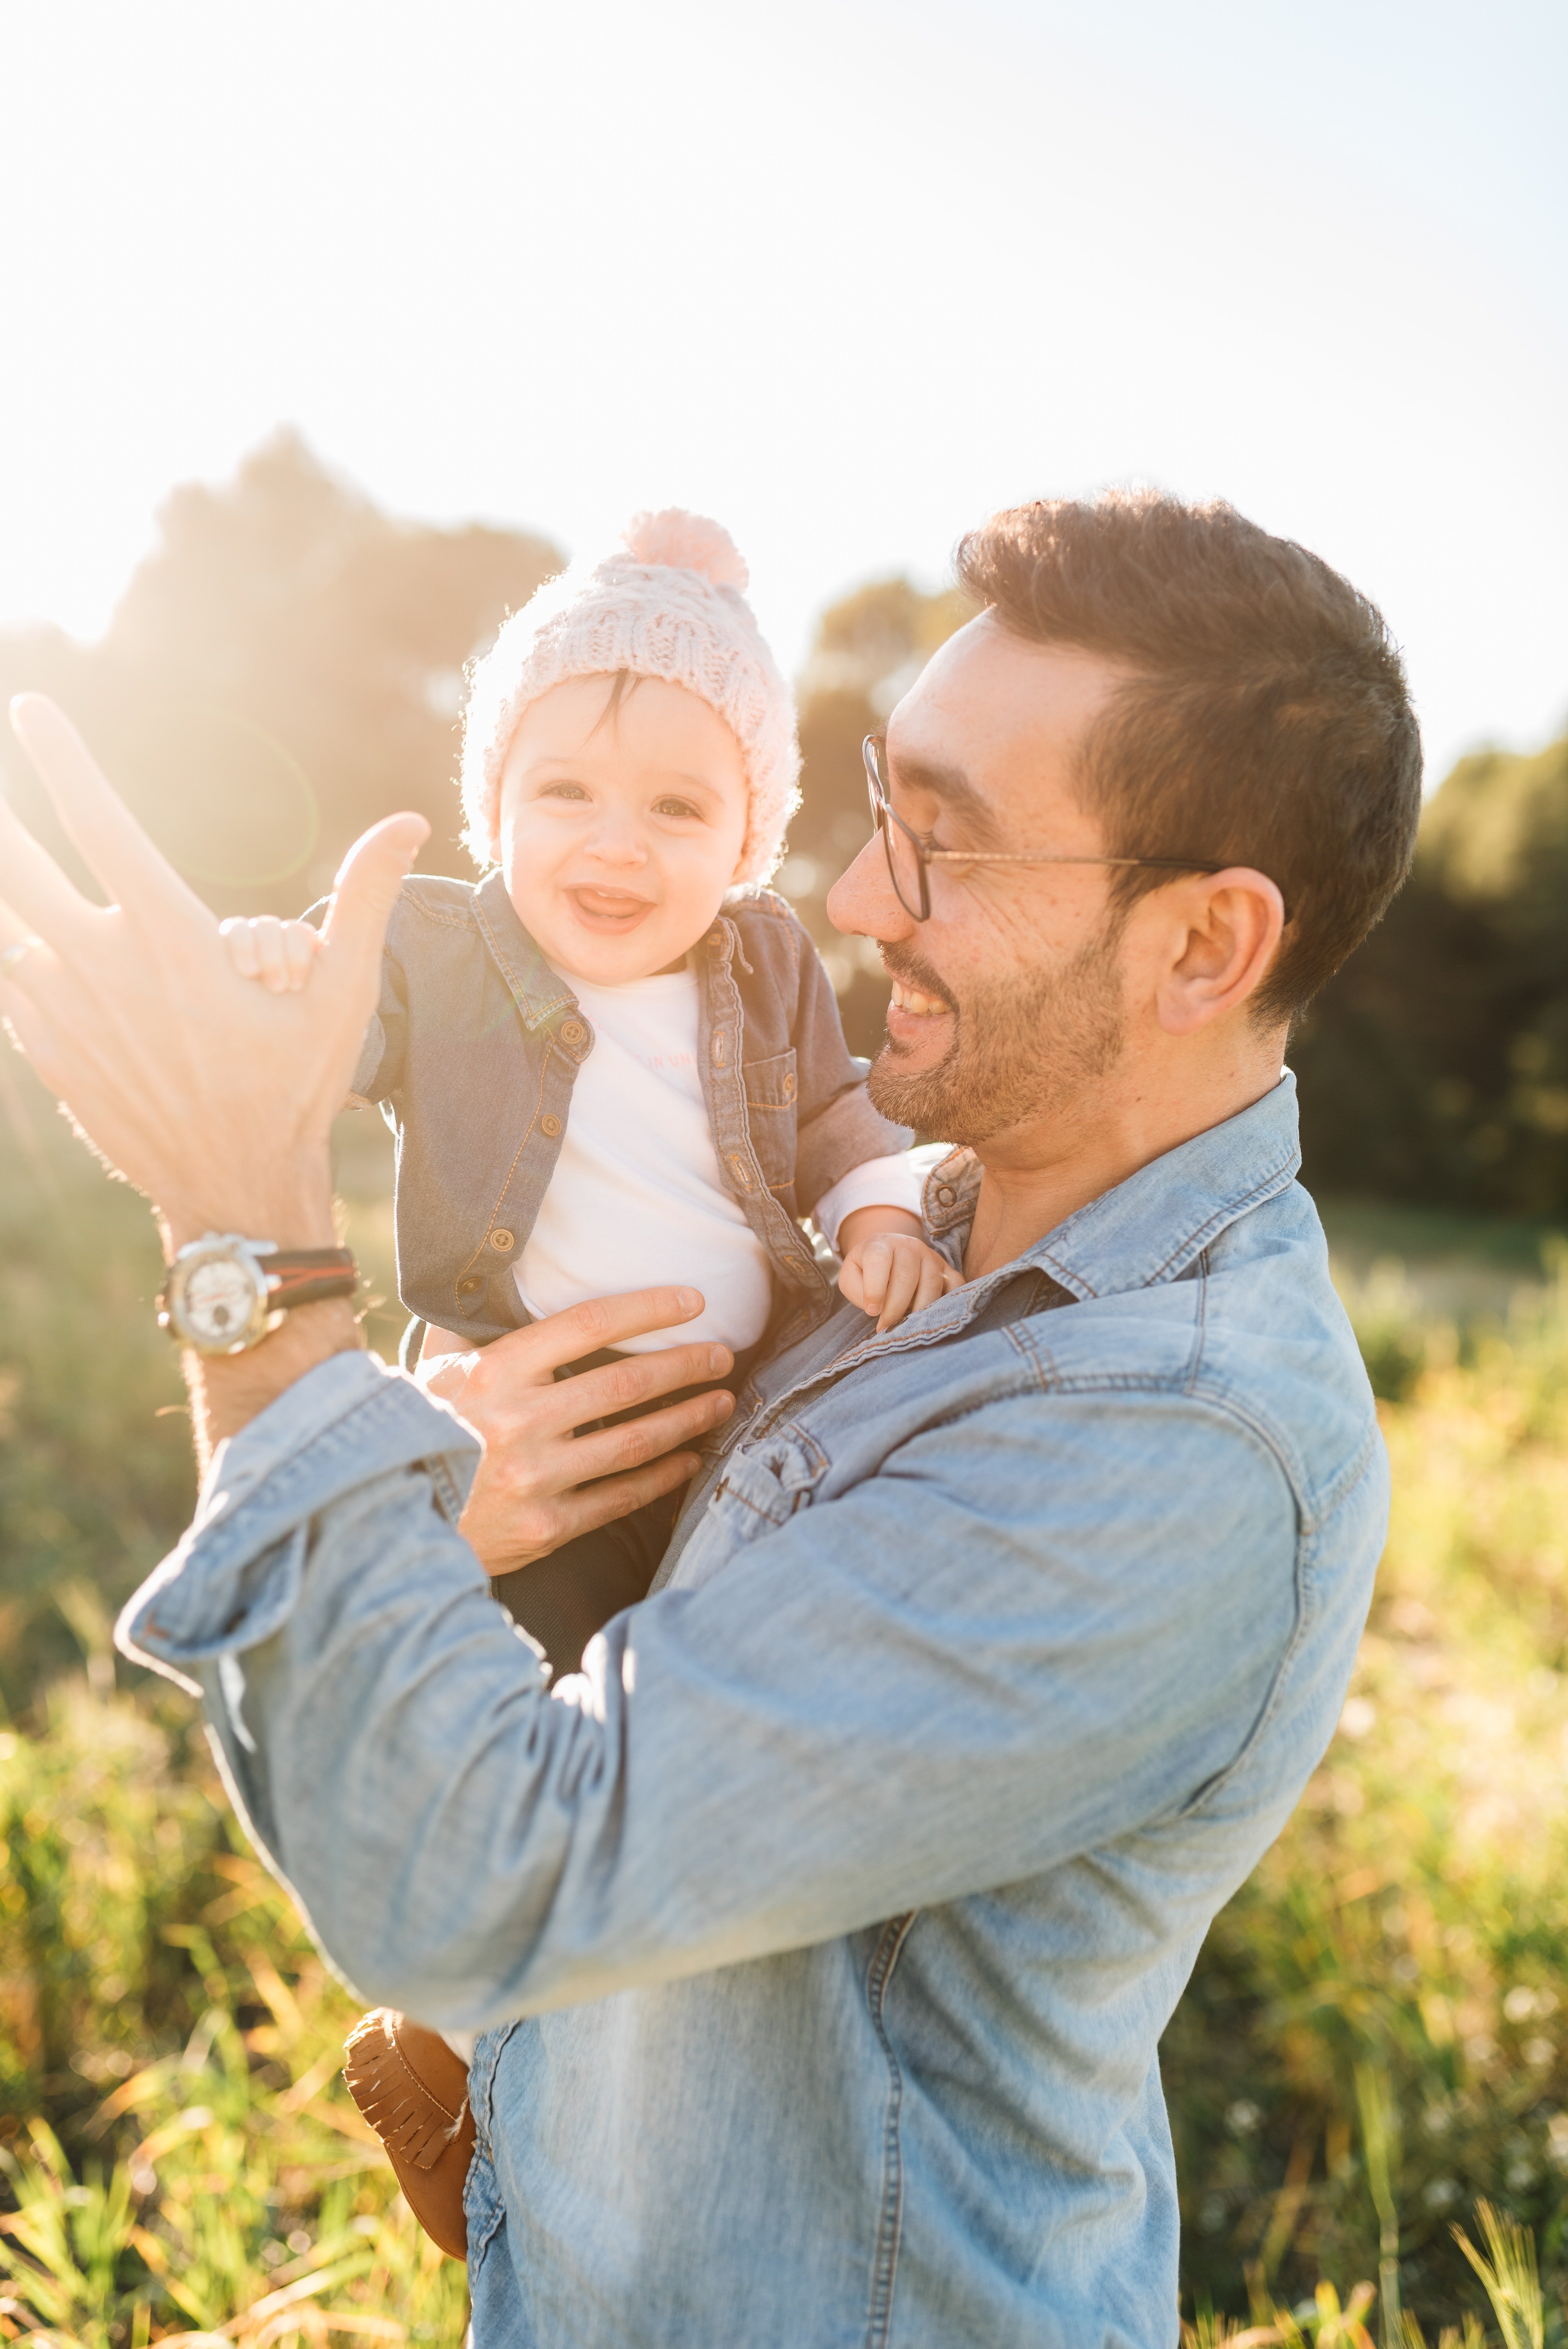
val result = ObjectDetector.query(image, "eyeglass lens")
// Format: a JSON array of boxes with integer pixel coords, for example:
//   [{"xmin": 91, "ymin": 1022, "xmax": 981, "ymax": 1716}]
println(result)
[{"xmin": 865, "ymin": 738, "xmax": 927, "ymax": 920}]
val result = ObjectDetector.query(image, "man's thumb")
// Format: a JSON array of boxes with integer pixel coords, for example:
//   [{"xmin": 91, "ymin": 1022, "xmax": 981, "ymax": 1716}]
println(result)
[{"xmin": 320, "ymin": 814, "xmax": 429, "ymax": 966}]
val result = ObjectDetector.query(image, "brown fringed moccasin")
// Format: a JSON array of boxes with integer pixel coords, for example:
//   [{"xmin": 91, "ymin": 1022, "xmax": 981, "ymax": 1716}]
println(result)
[{"xmin": 342, "ymin": 2008, "xmax": 476, "ymax": 2260}]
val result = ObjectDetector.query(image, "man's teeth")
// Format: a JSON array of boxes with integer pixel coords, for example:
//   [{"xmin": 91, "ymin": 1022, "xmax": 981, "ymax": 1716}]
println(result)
[{"xmin": 890, "ymin": 979, "xmax": 947, "ymax": 1017}]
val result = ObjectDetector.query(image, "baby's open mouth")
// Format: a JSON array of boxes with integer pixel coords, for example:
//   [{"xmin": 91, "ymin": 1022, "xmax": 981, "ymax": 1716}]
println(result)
[{"xmin": 567, "ymin": 886, "xmax": 655, "ymax": 932}]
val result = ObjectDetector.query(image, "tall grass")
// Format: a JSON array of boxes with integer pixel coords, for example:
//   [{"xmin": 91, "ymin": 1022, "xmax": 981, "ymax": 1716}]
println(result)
[{"xmin": 6, "ymin": 1073, "xmax": 1568, "ymax": 2338}]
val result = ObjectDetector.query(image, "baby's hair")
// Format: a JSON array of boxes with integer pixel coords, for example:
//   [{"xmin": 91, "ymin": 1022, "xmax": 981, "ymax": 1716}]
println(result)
[{"xmin": 584, "ymin": 670, "xmax": 646, "ymax": 742}]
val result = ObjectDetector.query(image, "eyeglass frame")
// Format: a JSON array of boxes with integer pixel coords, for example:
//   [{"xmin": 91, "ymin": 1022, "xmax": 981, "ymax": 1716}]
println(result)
[{"xmin": 862, "ymin": 733, "xmax": 1231, "ymax": 925}]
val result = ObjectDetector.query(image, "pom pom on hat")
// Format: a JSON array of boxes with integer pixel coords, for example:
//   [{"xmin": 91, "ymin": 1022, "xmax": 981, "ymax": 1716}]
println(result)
[
  {"xmin": 460, "ymin": 508, "xmax": 798, "ymax": 886},
  {"xmin": 621, "ymin": 509, "xmax": 749, "ymax": 593}
]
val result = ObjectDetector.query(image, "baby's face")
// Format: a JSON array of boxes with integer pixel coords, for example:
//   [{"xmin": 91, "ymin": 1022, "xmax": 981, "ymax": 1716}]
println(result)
[{"xmin": 495, "ymin": 675, "xmax": 750, "ymax": 984}]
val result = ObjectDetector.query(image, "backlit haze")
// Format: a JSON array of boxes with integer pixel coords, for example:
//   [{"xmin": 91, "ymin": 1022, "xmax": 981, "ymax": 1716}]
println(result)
[{"xmin": 2, "ymin": 0, "xmax": 1564, "ymax": 786}]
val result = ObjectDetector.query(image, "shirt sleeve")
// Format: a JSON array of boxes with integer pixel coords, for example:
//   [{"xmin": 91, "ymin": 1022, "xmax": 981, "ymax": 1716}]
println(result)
[
  {"xmin": 116, "ymin": 1346, "xmax": 1309, "ymax": 2034},
  {"xmin": 811, "ymin": 1152, "xmax": 925, "ymax": 1251}
]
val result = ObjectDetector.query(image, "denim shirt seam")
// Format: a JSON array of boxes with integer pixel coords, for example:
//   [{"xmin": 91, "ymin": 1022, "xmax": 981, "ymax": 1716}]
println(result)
[
  {"xmin": 1166, "ymin": 1400, "xmax": 1317, "ymax": 1816},
  {"xmin": 200, "ymin": 1390, "xmax": 473, "ymax": 1565},
  {"xmin": 864, "ymin": 1910, "xmax": 918, "ymax": 2349},
  {"xmin": 1140, "ymin": 1151, "xmax": 1302, "ymax": 1288}
]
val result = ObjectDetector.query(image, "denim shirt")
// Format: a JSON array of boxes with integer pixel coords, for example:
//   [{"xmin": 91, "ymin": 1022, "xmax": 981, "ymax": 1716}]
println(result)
[
  {"xmin": 120, "ymin": 1071, "xmax": 1386, "ymax": 2349},
  {"xmin": 349, "ymin": 872, "xmax": 907, "ymax": 1344}
]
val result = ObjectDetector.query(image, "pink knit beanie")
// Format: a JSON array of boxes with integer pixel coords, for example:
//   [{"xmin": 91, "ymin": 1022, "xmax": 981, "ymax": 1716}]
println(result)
[{"xmin": 461, "ymin": 510, "xmax": 800, "ymax": 886}]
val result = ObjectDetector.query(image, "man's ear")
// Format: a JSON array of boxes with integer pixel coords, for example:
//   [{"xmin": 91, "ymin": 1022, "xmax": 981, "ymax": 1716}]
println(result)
[{"xmin": 1153, "ymin": 869, "xmax": 1287, "ymax": 1037}]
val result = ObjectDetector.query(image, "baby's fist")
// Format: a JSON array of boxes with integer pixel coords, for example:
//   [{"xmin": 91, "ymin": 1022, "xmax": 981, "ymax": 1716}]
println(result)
[
  {"xmin": 219, "ymin": 915, "xmax": 322, "ymax": 994},
  {"xmin": 837, "ymin": 1226, "xmax": 963, "ymax": 1333}
]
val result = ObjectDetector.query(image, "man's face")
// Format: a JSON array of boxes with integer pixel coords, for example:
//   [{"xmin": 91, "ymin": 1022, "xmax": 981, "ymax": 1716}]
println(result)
[{"xmin": 825, "ymin": 615, "xmax": 1133, "ymax": 1147}]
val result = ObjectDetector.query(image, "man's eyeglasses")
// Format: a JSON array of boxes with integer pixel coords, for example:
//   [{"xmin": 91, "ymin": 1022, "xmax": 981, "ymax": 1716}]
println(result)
[{"xmin": 862, "ymin": 734, "xmax": 1226, "ymax": 925}]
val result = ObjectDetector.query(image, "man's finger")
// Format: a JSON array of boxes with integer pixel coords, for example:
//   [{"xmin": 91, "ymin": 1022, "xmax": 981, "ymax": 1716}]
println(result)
[
  {"xmin": 487, "ymin": 1287, "xmax": 714, "ymax": 1378},
  {"xmin": 536, "ymin": 1344, "xmax": 734, "ymax": 1450},
  {"xmin": 526, "ymin": 1448, "xmax": 704, "ymax": 1557},
  {"xmin": 0, "ymin": 905, "xmax": 64, "ymax": 1002},
  {"xmin": 0, "ymin": 774, "xmax": 102, "ymax": 943},
  {"xmin": 557, "ymin": 1390, "xmax": 731, "ymax": 1489},
  {"xmin": 8, "ymin": 694, "xmax": 209, "ymax": 930},
  {"xmin": 318, "ymin": 813, "xmax": 431, "ymax": 979}
]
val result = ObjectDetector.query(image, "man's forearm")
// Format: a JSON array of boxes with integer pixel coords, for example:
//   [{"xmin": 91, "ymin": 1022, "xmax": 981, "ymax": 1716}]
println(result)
[
  {"xmin": 121, "ymin": 1363, "xmax": 1301, "ymax": 2034},
  {"xmin": 162, "ymin": 1171, "xmax": 362, "ymax": 1466},
  {"xmin": 185, "ymin": 1298, "xmax": 363, "ymax": 1467}
]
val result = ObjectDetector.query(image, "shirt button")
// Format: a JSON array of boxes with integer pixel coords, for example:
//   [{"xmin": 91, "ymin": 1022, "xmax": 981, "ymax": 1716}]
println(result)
[
  {"xmin": 560, "ymin": 1019, "xmax": 586, "ymax": 1047},
  {"xmin": 936, "ymin": 1186, "xmax": 956, "ymax": 1206},
  {"xmin": 458, "ymin": 1277, "xmax": 481, "ymax": 1296},
  {"xmin": 540, "ymin": 1113, "xmax": 563, "ymax": 1138},
  {"xmin": 782, "ymin": 1071, "xmax": 797, "ymax": 1102},
  {"xmin": 489, "ymin": 1228, "xmax": 515, "ymax": 1253}
]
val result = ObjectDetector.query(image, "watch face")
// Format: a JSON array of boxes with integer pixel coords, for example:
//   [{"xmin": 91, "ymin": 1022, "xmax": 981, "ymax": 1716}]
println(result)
[{"xmin": 177, "ymin": 1253, "xmax": 265, "ymax": 1350}]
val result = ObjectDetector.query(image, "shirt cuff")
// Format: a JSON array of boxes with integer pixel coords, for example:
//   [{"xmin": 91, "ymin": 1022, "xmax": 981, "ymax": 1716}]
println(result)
[
  {"xmin": 811, "ymin": 1151, "xmax": 928, "ymax": 1253},
  {"xmin": 116, "ymin": 1350, "xmax": 483, "ymax": 1693}
]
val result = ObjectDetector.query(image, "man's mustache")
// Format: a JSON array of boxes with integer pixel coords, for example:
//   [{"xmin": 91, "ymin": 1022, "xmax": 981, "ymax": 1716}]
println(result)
[{"xmin": 878, "ymin": 941, "xmax": 958, "ymax": 1014}]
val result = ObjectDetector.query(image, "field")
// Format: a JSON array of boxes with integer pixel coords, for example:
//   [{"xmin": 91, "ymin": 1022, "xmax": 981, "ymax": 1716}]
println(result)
[{"xmin": 5, "ymin": 1069, "xmax": 1568, "ymax": 2346}]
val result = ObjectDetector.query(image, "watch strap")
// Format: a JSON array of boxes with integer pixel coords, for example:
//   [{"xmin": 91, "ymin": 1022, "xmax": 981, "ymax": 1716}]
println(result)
[{"xmin": 262, "ymin": 1248, "xmax": 358, "ymax": 1311}]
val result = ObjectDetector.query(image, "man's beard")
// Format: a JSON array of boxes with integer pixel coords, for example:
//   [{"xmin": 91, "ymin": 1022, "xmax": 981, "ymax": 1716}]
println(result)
[{"xmin": 866, "ymin": 916, "xmax": 1128, "ymax": 1145}]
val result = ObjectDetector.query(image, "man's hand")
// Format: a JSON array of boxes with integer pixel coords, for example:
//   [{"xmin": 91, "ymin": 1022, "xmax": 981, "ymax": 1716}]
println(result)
[
  {"xmin": 0, "ymin": 696, "xmax": 427, "ymax": 1453},
  {"xmin": 0, "ymin": 695, "xmax": 425, "ymax": 1246},
  {"xmin": 418, "ymin": 1291, "xmax": 737, "ymax": 1573}
]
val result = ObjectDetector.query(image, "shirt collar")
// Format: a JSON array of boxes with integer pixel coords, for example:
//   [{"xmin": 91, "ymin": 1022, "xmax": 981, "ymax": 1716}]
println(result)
[
  {"xmin": 472, "ymin": 870, "xmax": 579, "ymax": 1033},
  {"xmin": 923, "ymin": 1069, "xmax": 1301, "ymax": 1314}
]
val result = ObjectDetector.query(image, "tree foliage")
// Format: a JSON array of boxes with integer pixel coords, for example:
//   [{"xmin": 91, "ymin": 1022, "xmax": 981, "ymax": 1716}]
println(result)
[
  {"xmin": 1295, "ymin": 732, "xmax": 1568, "ymax": 1221},
  {"xmin": 0, "ymin": 431, "xmax": 560, "ymax": 918}
]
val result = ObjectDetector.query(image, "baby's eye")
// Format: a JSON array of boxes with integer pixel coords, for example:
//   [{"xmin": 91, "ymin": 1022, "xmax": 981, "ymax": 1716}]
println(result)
[
  {"xmin": 654, "ymin": 795, "xmax": 704, "ymax": 822},
  {"xmin": 539, "ymin": 779, "xmax": 590, "ymax": 802}
]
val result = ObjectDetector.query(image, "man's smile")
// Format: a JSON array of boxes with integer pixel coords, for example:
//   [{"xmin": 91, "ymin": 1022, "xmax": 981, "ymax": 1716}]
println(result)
[{"xmin": 888, "ymin": 978, "xmax": 949, "ymax": 1018}]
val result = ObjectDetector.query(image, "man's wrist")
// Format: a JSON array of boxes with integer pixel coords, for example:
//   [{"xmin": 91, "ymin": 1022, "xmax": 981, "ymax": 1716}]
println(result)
[
  {"xmin": 185, "ymin": 1296, "xmax": 364, "ymax": 1465},
  {"xmin": 157, "ymin": 1151, "xmax": 339, "ymax": 1256}
]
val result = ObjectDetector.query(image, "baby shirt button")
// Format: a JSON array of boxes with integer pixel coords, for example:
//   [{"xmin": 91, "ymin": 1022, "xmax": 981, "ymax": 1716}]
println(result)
[
  {"xmin": 782, "ymin": 1072, "xmax": 797, "ymax": 1101},
  {"xmin": 458, "ymin": 1277, "xmax": 481, "ymax": 1296},
  {"xmin": 936, "ymin": 1185, "xmax": 957, "ymax": 1206},
  {"xmin": 489, "ymin": 1229, "xmax": 515, "ymax": 1253},
  {"xmin": 540, "ymin": 1113, "xmax": 563, "ymax": 1138},
  {"xmin": 560, "ymin": 1019, "xmax": 586, "ymax": 1047}
]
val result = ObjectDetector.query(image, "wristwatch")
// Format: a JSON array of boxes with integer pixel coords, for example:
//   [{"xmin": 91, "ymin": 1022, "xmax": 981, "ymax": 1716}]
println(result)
[{"xmin": 159, "ymin": 1233, "xmax": 358, "ymax": 1356}]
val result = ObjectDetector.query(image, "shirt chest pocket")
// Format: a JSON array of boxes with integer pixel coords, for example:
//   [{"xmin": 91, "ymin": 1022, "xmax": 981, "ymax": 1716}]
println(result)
[
  {"xmin": 741, "ymin": 1046, "xmax": 798, "ymax": 1193},
  {"xmin": 702, "ymin": 1424, "xmax": 827, "ymax": 1552}
]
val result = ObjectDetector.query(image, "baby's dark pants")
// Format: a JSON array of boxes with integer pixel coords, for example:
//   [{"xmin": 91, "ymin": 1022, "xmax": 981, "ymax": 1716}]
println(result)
[{"xmin": 403, "ymin": 1323, "xmax": 745, "ymax": 1679}]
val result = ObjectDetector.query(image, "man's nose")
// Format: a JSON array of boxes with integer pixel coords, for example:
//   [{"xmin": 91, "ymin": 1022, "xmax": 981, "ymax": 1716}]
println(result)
[{"xmin": 827, "ymin": 833, "xmax": 913, "ymax": 942}]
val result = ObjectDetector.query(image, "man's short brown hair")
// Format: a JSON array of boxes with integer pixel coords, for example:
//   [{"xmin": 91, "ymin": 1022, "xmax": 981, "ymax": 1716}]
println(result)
[{"xmin": 955, "ymin": 491, "xmax": 1422, "ymax": 1021}]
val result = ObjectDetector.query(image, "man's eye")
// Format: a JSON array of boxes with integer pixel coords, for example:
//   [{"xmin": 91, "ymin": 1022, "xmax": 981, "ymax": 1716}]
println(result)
[{"xmin": 654, "ymin": 797, "xmax": 703, "ymax": 822}]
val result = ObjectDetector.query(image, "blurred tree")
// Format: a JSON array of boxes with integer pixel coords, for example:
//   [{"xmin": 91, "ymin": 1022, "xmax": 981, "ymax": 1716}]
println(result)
[
  {"xmin": 1295, "ymin": 730, "xmax": 1568, "ymax": 1219},
  {"xmin": 0, "ymin": 431, "xmax": 561, "ymax": 914}
]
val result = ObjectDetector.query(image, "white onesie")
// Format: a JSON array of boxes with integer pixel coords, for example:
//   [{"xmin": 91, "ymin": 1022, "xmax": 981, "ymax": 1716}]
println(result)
[{"xmin": 513, "ymin": 962, "xmax": 921, "ymax": 1353}]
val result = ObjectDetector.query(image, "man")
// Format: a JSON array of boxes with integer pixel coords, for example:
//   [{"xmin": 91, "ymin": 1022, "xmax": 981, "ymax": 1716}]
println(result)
[{"xmin": 0, "ymin": 491, "xmax": 1420, "ymax": 2347}]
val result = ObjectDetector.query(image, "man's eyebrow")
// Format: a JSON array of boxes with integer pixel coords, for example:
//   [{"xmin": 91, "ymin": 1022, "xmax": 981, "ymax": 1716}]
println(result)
[{"xmin": 888, "ymin": 750, "xmax": 1003, "ymax": 847}]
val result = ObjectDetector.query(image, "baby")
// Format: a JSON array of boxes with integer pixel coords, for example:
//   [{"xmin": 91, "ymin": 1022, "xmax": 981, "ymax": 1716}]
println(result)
[{"xmin": 223, "ymin": 510, "xmax": 957, "ymax": 1666}]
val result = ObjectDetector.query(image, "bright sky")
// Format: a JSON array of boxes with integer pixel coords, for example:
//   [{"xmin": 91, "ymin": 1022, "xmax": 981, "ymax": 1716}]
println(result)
[{"xmin": 2, "ymin": 0, "xmax": 1563, "ymax": 787}]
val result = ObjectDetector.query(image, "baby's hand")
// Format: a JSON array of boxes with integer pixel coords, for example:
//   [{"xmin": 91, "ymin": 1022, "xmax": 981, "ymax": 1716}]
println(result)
[
  {"xmin": 836, "ymin": 1208, "xmax": 963, "ymax": 1333},
  {"xmin": 219, "ymin": 914, "xmax": 322, "ymax": 994}
]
